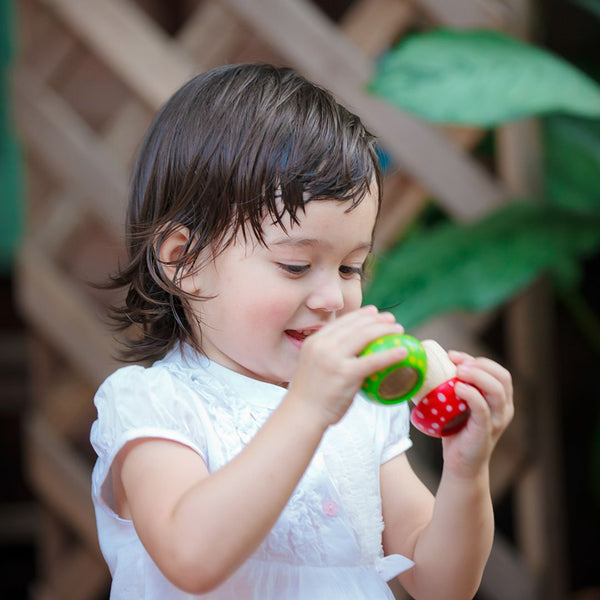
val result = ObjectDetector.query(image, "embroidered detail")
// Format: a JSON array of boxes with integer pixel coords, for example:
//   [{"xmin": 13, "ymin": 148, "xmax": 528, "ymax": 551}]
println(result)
[
  {"xmin": 321, "ymin": 408, "xmax": 385, "ymax": 565},
  {"xmin": 322, "ymin": 499, "xmax": 339, "ymax": 517}
]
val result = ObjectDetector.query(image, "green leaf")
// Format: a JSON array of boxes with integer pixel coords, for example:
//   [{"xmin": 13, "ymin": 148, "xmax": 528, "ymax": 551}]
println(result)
[
  {"xmin": 544, "ymin": 115, "xmax": 600, "ymax": 214},
  {"xmin": 364, "ymin": 202, "xmax": 600, "ymax": 328},
  {"xmin": 368, "ymin": 29, "xmax": 600, "ymax": 126}
]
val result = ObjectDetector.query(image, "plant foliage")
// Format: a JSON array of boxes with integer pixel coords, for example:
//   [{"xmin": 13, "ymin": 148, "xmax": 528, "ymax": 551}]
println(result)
[
  {"xmin": 364, "ymin": 202, "xmax": 600, "ymax": 329},
  {"xmin": 365, "ymin": 28, "xmax": 600, "ymax": 337},
  {"xmin": 368, "ymin": 29, "xmax": 600, "ymax": 126}
]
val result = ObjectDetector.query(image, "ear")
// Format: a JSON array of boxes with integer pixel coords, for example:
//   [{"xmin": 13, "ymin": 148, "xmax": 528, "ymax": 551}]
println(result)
[{"xmin": 157, "ymin": 225, "xmax": 202, "ymax": 294}]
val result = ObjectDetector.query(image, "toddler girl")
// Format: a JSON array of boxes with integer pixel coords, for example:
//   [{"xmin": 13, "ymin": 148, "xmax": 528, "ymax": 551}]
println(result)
[{"xmin": 91, "ymin": 63, "xmax": 513, "ymax": 599}]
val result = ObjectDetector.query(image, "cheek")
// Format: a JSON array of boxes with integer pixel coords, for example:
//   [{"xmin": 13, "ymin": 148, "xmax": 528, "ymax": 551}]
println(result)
[
  {"xmin": 225, "ymin": 273, "xmax": 294, "ymax": 327},
  {"xmin": 243, "ymin": 294, "xmax": 294, "ymax": 329},
  {"xmin": 345, "ymin": 283, "xmax": 364, "ymax": 312}
]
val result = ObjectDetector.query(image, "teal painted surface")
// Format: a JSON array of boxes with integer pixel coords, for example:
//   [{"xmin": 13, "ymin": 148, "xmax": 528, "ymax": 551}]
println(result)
[{"xmin": 0, "ymin": 0, "xmax": 23, "ymax": 273}]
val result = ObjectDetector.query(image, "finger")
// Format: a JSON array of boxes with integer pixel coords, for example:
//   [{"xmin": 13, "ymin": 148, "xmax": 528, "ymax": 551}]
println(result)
[
  {"xmin": 447, "ymin": 350, "xmax": 474, "ymax": 365},
  {"xmin": 453, "ymin": 381, "xmax": 491, "ymax": 431},
  {"xmin": 356, "ymin": 345, "xmax": 408, "ymax": 378},
  {"xmin": 455, "ymin": 363, "xmax": 513, "ymax": 432},
  {"xmin": 316, "ymin": 309, "xmax": 404, "ymax": 354},
  {"xmin": 475, "ymin": 358, "xmax": 513, "ymax": 401},
  {"xmin": 450, "ymin": 353, "xmax": 513, "ymax": 402}
]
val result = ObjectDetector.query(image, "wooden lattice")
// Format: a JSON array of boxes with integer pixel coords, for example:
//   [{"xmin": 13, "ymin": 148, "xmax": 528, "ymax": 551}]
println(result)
[{"xmin": 14, "ymin": 1, "xmax": 565, "ymax": 599}]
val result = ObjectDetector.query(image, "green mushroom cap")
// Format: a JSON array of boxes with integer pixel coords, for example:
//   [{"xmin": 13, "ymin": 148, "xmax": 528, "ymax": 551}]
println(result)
[{"xmin": 360, "ymin": 334, "xmax": 427, "ymax": 404}]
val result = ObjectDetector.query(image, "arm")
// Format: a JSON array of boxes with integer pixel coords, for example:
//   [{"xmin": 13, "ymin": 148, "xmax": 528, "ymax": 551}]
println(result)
[
  {"xmin": 116, "ymin": 396, "xmax": 328, "ymax": 593},
  {"xmin": 115, "ymin": 306, "xmax": 408, "ymax": 594},
  {"xmin": 381, "ymin": 353, "xmax": 513, "ymax": 600}
]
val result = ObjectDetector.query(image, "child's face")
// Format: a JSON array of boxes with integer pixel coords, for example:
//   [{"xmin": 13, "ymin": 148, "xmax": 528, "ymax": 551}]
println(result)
[{"xmin": 189, "ymin": 191, "xmax": 379, "ymax": 385}]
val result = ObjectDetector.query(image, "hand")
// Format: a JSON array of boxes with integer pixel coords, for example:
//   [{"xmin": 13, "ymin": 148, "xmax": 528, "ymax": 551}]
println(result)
[
  {"xmin": 286, "ymin": 306, "xmax": 407, "ymax": 427},
  {"xmin": 440, "ymin": 351, "xmax": 514, "ymax": 478}
]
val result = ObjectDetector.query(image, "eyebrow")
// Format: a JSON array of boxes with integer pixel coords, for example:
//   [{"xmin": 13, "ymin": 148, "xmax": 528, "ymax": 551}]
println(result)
[{"xmin": 270, "ymin": 236, "xmax": 373, "ymax": 253}]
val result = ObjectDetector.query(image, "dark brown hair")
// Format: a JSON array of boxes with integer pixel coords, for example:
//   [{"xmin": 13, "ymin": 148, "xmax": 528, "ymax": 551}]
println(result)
[{"xmin": 110, "ymin": 63, "xmax": 382, "ymax": 362}]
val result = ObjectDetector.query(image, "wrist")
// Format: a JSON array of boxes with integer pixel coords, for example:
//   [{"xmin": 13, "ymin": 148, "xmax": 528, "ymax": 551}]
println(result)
[
  {"xmin": 281, "ymin": 388, "xmax": 332, "ymax": 436},
  {"xmin": 440, "ymin": 460, "xmax": 491, "ymax": 492}
]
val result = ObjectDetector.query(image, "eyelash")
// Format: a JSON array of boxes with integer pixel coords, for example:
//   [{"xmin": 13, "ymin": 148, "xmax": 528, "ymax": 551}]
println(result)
[
  {"xmin": 340, "ymin": 265, "xmax": 365, "ymax": 278},
  {"xmin": 277, "ymin": 264, "xmax": 365, "ymax": 279}
]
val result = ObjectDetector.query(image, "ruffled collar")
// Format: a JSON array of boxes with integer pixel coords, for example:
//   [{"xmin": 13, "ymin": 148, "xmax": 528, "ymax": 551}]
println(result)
[{"xmin": 158, "ymin": 343, "xmax": 287, "ymax": 410}]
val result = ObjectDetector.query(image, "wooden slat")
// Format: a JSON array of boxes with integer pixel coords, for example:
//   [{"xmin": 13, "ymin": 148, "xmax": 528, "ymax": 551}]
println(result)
[
  {"xmin": 14, "ymin": 70, "xmax": 128, "ymax": 236},
  {"xmin": 101, "ymin": 99, "xmax": 152, "ymax": 169},
  {"xmin": 340, "ymin": 0, "xmax": 415, "ymax": 58},
  {"xmin": 39, "ymin": 0, "xmax": 508, "ymax": 220},
  {"xmin": 219, "ymin": 0, "xmax": 507, "ymax": 221},
  {"xmin": 35, "ymin": 193, "xmax": 85, "ymax": 255},
  {"xmin": 41, "ymin": 0, "xmax": 196, "ymax": 110},
  {"xmin": 41, "ymin": 372, "xmax": 97, "ymax": 440},
  {"xmin": 375, "ymin": 127, "xmax": 486, "ymax": 250},
  {"xmin": 24, "ymin": 414, "xmax": 99, "ymax": 551},
  {"xmin": 40, "ymin": 545, "xmax": 108, "ymax": 600},
  {"xmin": 17, "ymin": 240, "xmax": 119, "ymax": 387},
  {"xmin": 178, "ymin": 1, "xmax": 247, "ymax": 67},
  {"xmin": 375, "ymin": 175, "xmax": 428, "ymax": 251},
  {"xmin": 480, "ymin": 533, "xmax": 538, "ymax": 600},
  {"xmin": 506, "ymin": 283, "xmax": 568, "ymax": 600},
  {"xmin": 19, "ymin": 16, "xmax": 80, "ymax": 84},
  {"xmin": 416, "ymin": 0, "xmax": 511, "ymax": 29},
  {"xmin": 102, "ymin": 1, "xmax": 245, "ymax": 166},
  {"xmin": 498, "ymin": 113, "xmax": 568, "ymax": 600}
]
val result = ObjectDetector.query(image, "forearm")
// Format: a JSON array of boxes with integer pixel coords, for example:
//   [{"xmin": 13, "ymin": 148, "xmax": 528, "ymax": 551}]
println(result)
[
  {"xmin": 405, "ymin": 467, "xmax": 494, "ymax": 600},
  {"xmin": 158, "ymin": 393, "xmax": 328, "ymax": 592}
]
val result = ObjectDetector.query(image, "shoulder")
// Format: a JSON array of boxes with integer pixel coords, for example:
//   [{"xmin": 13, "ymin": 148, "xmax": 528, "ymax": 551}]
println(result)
[
  {"xmin": 91, "ymin": 359, "xmax": 215, "ymax": 460},
  {"xmin": 94, "ymin": 362, "xmax": 193, "ymax": 415}
]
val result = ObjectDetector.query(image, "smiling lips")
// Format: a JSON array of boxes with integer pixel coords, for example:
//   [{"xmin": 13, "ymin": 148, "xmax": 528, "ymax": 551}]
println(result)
[{"xmin": 285, "ymin": 329, "xmax": 317, "ymax": 348}]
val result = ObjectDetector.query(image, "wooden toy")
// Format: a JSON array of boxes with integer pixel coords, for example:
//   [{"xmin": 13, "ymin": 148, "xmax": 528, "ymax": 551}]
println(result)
[
  {"xmin": 410, "ymin": 340, "xmax": 470, "ymax": 437},
  {"xmin": 360, "ymin": 334, "xmax": 427, "ymax": 404},
  {"xmin": 360, "ymin": 336, "xmax": 470, "ymax": 436}
]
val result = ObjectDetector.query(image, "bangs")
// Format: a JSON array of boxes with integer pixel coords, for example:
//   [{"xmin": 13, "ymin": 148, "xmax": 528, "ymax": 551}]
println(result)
[{"xmin": 219, "ymin": 72, "xmax": 382, "ymax": 245}]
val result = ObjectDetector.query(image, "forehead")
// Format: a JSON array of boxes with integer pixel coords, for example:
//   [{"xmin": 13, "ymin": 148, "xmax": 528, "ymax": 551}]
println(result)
[{"xmin": 262, "ymin": 193, "xmax": 379, "ymax": 250}]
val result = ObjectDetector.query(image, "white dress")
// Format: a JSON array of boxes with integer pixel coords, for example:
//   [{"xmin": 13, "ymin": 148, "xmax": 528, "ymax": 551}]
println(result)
[{"xmin": 90, "ymin": 343, "xmax": 414, "ymax": 599}]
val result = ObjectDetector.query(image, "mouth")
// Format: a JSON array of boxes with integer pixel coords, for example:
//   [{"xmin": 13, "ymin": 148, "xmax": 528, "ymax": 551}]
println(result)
[{"xmin": 285, "ymin": 328, "xmax": 319, "ymax": 347}]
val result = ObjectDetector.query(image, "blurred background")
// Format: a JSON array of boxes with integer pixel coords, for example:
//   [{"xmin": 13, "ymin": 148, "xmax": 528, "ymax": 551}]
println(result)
[{"xmin": 1, "ymin": 0, "xmax": 599, "ymax": 598}]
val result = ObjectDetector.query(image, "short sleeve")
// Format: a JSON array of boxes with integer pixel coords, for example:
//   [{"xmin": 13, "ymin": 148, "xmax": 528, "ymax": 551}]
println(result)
[
  {"xmin": 380, "ymin": 402, "xmax": 412, "ymax": 464},
  {"xmin": 90, "ymin": 365, "xmax": 210, "ymax": 511}
]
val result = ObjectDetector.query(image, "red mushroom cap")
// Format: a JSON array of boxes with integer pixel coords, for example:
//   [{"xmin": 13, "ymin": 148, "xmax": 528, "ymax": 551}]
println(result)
[{"xmin": 410, "ymin": 377, "xmax": 470, "ymax": 437}]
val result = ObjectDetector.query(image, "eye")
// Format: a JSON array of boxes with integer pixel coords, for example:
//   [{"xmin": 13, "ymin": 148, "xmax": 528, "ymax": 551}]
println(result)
[
  {"xmin": 277, "ymin": 263, "xmax": 310, "ymax": 276},
  {"xmin": 339, "ymin": 265, "xmax": 365, "ymax": 279}
]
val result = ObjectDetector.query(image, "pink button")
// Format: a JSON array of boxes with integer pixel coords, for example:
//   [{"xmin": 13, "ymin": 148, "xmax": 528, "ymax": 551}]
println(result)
[{"xmin": 322, "ymin": 499, "xmax": 338, "ymax": 517}]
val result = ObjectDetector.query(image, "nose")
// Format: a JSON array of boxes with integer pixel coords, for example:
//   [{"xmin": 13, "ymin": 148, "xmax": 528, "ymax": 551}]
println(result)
[{"xmin": 305, "ymin": 273, "xmax": 345, "ymax": 313}]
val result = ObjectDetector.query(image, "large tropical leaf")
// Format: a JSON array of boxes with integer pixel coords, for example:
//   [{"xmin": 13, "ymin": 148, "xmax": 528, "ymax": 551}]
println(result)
[
  {"xmin": 544, "ymin": 115, "xmax": 600, "ymax": 214},
  {"xmin": 364, "ymin": 202, "xmax": 600, "ymax": 329},
  {"xmin": 368, "ymin": 29, "xmax": 600, "ymax": 126}
]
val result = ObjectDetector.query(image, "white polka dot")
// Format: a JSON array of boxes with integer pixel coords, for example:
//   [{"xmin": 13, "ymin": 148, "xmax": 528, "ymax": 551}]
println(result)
[
  {"xmin": 431, "ymin": 408, "xmax": 438, "ymax": 415},
  {"xmin": 440, "ymin": 417, "xmax": 446, "ymax": 422},
  {"xmin": 428, "ymin": 428, "xmax": 436, "ymax": 434},
  {"xmin": 437, "ymin": 393, "xmax": 446, "ymax": 402},
  {"xmin": 416, "ymin": 411, "xmax": 424, "ymax": 418},
  {"xmin": 422, "ymin": 398, "xmax": 429, "ymax": 404},
  {"xmin": 432, "ymin": 423, "xmax": 440, "ymax": 429},
  {"xmin": 459, "ymin": 403, "xmax": 467, "ymax": 411},
  {"xmin": 446, "ymin": 405, "xmax": 453, "ymax": 412},
  {"xmin": 449, "ymin": 380, "xmax": 455, "ymax": 387}
]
